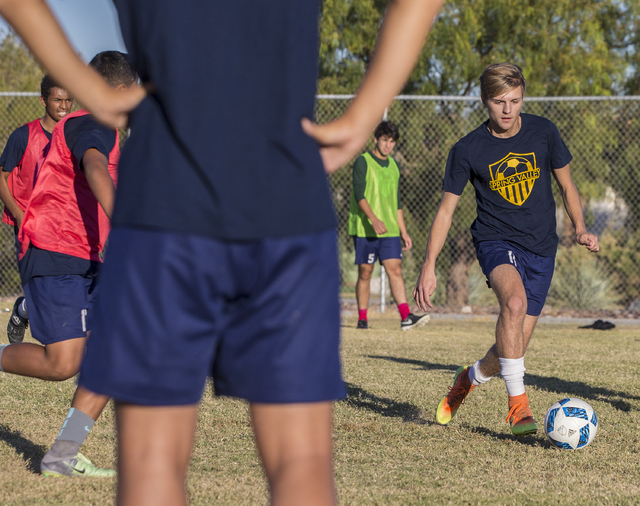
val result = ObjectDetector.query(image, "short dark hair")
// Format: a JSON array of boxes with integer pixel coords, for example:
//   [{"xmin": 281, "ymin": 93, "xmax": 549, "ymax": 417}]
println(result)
[
  {"xmin": 374, "ymin": 121, "xmax": 399, "ymax": 141},
  {"xmin": 89, "ymin": 51, "xmax": 137, "ymax": 88},
  {"xmin": 40, "ymin": 74, "xmax": 63, "ymax": 100}
]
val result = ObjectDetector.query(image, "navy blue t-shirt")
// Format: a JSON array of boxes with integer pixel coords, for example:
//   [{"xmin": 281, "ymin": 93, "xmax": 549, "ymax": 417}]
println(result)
[
  {"xmin": 0, "ymin": 122, "xmax": 52, "ymax": 173},
  {"xmin": 111, "ymin": 0, "xmax": 336, "ymax": 240},
  {"xmin": 19, "ymin": 115, "xmax": 115, "ymax": 284},
  {"xmin": 444, "ymin": 113, "xmax": 572, "ymax": 257}
]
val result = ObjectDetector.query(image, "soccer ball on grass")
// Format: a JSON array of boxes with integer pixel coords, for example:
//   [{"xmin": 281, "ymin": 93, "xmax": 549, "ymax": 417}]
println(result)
[{"xmin": 544, "ymin": 398, "xmax": 598, "ymax": 450}]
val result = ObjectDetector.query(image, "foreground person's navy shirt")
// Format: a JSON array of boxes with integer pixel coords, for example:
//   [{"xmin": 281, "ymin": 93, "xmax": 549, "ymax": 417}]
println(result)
[{"xmin": 111, "ymin": 0, "xmax": 336, "ymax": 240}]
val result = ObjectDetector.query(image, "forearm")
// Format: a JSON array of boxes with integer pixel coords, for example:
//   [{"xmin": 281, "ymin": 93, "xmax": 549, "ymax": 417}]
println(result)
[
  {"xmin": 343, "ymin": 0, "xmax": 445, "ymax": 132},
  {"xmin": 83, "ymin": 153, "xmax": 115, "ymax": 219},
  {"xmin": 87, "ymin": 171, "xmax": 115, "ymax": 220},
  {"xmin": 358, "ymin": 199, "xmax": 379, "ymax": 223},
  {"xmin": 561, "ymin": 183, "xmax": 588, "ymax": 236},
  {"xmin": 421, "ymin": 211, "xmax": 452, "ymax": 272},
  {"xmin": 0, "ymin": 174, "xmax": 23, "ymax": 221}
]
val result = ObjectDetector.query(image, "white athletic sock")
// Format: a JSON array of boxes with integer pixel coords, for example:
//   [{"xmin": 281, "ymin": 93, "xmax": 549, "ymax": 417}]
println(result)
[
  {"xmin": 17, "ymin": 298, "xmax": 28, "ymax": 319},
  {"xmin": 499, "ymin": 357, "xmax": 526, "ymax": 397},
  {"xmin": 468, "ymin": 360, "xmax": 493, "ymax": 386},
  {"xmin": 0, "ymin": 344, "xmax": 9, "ymax": 372}
]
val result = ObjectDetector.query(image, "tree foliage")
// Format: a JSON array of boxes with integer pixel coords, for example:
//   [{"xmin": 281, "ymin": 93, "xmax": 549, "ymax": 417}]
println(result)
[
  {"xmin": 319, "ymin": 0, "xmax": 637, "ymax": 97},
  {"xmin": 0, "ymin": 31, "xmax": 44, "ymax": 92}
]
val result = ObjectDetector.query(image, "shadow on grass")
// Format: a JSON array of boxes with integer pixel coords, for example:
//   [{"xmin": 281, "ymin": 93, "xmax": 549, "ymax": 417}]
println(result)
[
  {"xmin": 524, "ymin": 373, "xmax": 639, "ymax": 412},
  {"xmin": 366, "ymin": 355, "xmax": 460, "ymax": 374},
  {"xmin": 343, "ymin": 382, "xmax": 433, "ymax": 425},
  {"xmin": 0, "ymin": 424, "xmax": 47, "ymax": 473},
  {"xmin": 465, "ymin": 424, "xmax": 549, "ymax": 448},
  {"xmin": 367, "ymin": 355, "xmax": 639, "ymax": 412}
]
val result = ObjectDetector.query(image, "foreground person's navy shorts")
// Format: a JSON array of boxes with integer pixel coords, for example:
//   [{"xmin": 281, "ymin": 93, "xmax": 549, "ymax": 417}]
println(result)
[
  {"xmin": 475, "ymin": 240, "xmax": 555, "ymax": 317},
  {"xmin": 79, "ymin": 227, "xmax": 345, "ymax": 406}
]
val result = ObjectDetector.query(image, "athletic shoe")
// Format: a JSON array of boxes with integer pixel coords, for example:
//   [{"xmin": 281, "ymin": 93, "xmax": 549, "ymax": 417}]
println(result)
[
  {"xmin": 7, "ymin": 296, "xmax": 28, "ymax": 344},
  {"xmin": 435, "ymin": 365, "xmax": 475, "ymax": 425},
  {"xmin": 506, "ymin": 402, "xmax": 538, "ymax": 436},
  {"xmin": 400, "ymin": 313, "xmax": 430, "ymax": 331},
  {"xmin": 40, "ymin": 453, "xmax": 116, "ymax": 477},
  {"xmin": 356, "ymin": 319, "xmax": 368, "ymax": 329}
]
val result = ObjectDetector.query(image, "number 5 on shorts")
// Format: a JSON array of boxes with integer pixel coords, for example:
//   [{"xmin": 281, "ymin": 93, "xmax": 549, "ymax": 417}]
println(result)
[{"xmin": 368, "ymin": 253, "xmax": 375, "ymax": 264}]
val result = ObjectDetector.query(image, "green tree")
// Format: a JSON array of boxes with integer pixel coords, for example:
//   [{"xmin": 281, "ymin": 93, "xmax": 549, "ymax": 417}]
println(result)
[
  {"xmin": 319, "ymin": 0, "xmax": 633, "ymax": 96},
  {"xmin": 0, "ymin": 30, "xmax": 44, "ymax": 92},
  {"xmin": 319, "ymin": 0, "xmax": 639, "ymax": 307}
]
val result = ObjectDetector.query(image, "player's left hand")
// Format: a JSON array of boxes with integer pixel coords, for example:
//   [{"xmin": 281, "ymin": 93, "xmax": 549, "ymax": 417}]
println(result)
[
  {"xmin": 301, "ymin": 116, "xmax": 371, "ymax": 173},
  {"xmin": 401, "ymin": 232, "xmax": 412, "ymax": 250},
  {"xmin": 576, "ymin": 232, "xmax": 599, "ymax": 252}
]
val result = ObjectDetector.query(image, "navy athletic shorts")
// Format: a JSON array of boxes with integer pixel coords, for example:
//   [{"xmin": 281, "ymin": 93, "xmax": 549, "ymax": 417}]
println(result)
[
  {"xmin": 475, "ymin": 240, "xmax": 555, "ymax": 317},
  {"xmin": 79, "ymin": 227, "xmax": 345, "ymax": 406},
  {"xmin": 23, "ymin": 274, "xmax": 96, "ymax": 345},
  {"xmin": 353, "ymin": 236, "xmax": 402, "ymax": 265}
]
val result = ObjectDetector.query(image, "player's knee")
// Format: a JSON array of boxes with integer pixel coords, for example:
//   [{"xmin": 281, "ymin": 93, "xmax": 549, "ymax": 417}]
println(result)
[
  {"xmin": 358, "ymin": 268, "xmax": 373, "ymax": 281},
  {"xmin": 502, "ymin": 294, "xmax": 527, "ymax": 317},
  {"xmin": 386, "ymin": 264, "xmax": 403, "ymax": 279},
  {"xmin": 45, "ymin": 356, "xmax": 81, "ymax": 381}
]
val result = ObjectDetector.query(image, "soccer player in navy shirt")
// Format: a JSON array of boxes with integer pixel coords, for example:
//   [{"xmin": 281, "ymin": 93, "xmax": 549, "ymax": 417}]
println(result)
[
  {"xmin": 0, "ymin": 74, "xmax": 73, "ymax": 343},
  {"xmin": 0, "ymin": 51, "xmax": 136, "ymax": 477},
  {"xmin": 0, "ymin": 0, "xmax": 445, "ymax": 504},
  {"xmin": 413, "ymin": 63, "xmax": 599, "ymax": 436}
]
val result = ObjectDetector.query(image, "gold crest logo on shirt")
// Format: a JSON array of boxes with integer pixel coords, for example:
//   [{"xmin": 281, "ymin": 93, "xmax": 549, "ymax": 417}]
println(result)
[{"xmin": 488, "ymin": 153, "xmax": 540, "ymax": 206}]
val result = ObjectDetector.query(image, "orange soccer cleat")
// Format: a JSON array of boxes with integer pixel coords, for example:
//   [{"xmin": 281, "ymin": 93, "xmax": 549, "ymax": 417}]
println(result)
[
  {"xmin": 506, "ymin": 393, "xmax": 538, "ymax": 436},
  {"xmin": 435, "ymin": 366, "xmax": 476, "ymax": 425}
]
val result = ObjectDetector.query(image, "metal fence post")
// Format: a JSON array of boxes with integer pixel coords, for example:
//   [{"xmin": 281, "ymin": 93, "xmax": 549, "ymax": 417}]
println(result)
[{"xmin": 380, "ymin": 265, "xmax": 386, "ymax": 313}]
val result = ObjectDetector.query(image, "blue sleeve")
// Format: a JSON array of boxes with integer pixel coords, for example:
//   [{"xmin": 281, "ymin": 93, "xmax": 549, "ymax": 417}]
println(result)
[
  {"xmin": 442, "ymin": 142, "xmax": 470, "ymax": 195},
  {"xmin": 0, "ymin": 124, "xmax": 30, "ymax": 173},
  {"xmin": 64, "ymin": 116, "xmax": 116, "ymax": 169},
  {"xmin": 548, "ymin": 121, "xmax": 572, "ymax": 169}
]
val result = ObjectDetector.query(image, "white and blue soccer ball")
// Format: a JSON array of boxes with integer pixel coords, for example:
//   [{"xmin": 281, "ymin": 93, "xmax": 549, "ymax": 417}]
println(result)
[{"xmin": 545, "ymin": 398, "xmax": 598, "ymax": 450}]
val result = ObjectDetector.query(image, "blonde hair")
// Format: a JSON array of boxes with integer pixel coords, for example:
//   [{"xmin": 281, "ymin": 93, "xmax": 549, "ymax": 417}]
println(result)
[{"xmin": 480, "ymin": 63, "xmax": 526, "ymax": 100}]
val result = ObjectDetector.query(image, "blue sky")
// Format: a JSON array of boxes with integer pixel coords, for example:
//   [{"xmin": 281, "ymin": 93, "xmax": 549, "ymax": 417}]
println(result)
[{"xmin": 0, "ymin": 0, "xmax": 126, "ymax": 61}]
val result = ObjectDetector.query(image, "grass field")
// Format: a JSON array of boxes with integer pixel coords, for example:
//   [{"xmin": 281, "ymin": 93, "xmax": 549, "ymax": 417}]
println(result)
[{"xmin": 0, "ymin": 308, "xmax": 639, "ymax": 505}]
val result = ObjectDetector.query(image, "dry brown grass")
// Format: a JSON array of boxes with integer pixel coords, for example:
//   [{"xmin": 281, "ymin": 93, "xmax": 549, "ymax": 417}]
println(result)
[{"xmin": 0, "ymin": 306, "xmax": 639, "ymax": 505}]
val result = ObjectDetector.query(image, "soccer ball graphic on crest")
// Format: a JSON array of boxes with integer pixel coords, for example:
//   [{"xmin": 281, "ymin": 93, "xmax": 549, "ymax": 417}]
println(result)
[{"xmin": 545, "ymin": 398, "xmax": 598, "ymax": 450}]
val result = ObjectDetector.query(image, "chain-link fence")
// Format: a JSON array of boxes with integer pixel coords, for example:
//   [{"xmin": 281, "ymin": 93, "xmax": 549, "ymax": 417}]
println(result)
[
  {"xmin": 0, "ymin": 93, "xmax": 638, "ymax": 311},
  {"xmin": 318, "ymin": 95, "xmax": 640, "ymax": 312}
]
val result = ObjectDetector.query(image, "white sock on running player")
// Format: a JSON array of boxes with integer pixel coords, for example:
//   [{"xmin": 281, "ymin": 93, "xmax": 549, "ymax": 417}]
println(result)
[
  {"xmin": 499, "ymin": 357, "xmax": 526, "ymax": 397},
  {"xmin": 468, "ymin": 360, "xmax": 493, "ymax": 386}
]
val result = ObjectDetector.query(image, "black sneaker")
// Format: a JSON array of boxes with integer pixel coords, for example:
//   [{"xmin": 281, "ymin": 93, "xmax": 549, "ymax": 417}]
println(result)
[
  {"xmin": 356, "ymin": 319, "xmax": 368, "ymax": 329},
  {"xmin": 7, "ymin": 296, "xmax": 28, "ymax": 343},
  {"xmin": 400, "ymin": 313, "xmax": 430, "ymax": 331}
]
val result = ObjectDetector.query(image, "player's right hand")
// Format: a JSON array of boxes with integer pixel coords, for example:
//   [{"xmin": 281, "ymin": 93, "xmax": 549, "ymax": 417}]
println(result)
[
  {"xmin": 91, "ymin": 83, "xmax": 148, "ymax": 130},
  {"xmin": 301, "ymin": 116, "xmax": 372, "ymax": 173},
  {"xmin": 413, "ymin": 268, "xmax": 437, "ymax": 311},
  {"xmin": 372, "ymin": 219, "xmax": 387, "ymax": 235}
]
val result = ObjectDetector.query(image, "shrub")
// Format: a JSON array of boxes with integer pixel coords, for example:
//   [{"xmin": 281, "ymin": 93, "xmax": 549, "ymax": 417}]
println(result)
[{"xmin": 547, "ymin": 245, "xmax": 621, "ymax": 310}]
